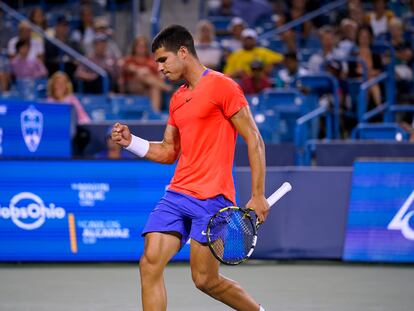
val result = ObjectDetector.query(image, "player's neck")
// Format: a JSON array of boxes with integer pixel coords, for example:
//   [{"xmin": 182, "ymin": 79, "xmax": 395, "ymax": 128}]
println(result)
[{"xmin": 184, "ymin": 60, "xmax": 208, "ymax": 90}]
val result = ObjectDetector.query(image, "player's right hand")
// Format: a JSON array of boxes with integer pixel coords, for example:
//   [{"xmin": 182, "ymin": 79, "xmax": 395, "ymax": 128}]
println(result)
[{"xmin": 111, "ymin": 123, "xmax": 132, "ymax": 147}]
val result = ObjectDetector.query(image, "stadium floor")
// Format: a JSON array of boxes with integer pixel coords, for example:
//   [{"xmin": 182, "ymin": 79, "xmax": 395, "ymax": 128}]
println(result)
[{"xmin": 0, "ymin": 262, "xmax": 413, "ymax": 311}]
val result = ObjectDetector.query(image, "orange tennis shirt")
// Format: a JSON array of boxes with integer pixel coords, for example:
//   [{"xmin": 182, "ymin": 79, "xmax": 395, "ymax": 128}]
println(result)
[{"xmin": 167, "ymin": 70, "xmax": 248, "ymax": 204}]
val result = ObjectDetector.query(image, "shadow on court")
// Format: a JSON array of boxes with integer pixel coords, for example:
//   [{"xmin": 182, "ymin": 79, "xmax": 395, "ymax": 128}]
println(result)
[{"xmin": 0, "ymin": 262, "xmax": 413, "ymax": 311}]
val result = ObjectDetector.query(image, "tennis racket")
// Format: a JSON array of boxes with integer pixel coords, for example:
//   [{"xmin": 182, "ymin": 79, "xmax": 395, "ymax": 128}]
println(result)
[{"xmin": 206, "ymin": 182, "xmax": 292, "ymax": 265}]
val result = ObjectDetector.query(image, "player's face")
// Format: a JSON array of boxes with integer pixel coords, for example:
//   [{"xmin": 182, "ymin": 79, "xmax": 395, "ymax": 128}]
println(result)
[{"xmin": 154, "ymin": 47, "xmax": 185, "ymax": 81}]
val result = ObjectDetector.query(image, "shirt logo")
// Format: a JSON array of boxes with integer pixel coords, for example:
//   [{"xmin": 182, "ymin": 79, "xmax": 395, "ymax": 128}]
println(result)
[
  {"xmin": 201, "ymin": 230, "xmax": 207, "ymax": 236},
  {"xmin": 185, "ymin": 98, "xmax": 192, "ymax": 103}
]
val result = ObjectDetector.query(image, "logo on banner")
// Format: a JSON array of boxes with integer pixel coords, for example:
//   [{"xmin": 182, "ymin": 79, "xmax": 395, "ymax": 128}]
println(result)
[
  {"xmin": 388, "ymin": 190, "xmax": 414, "ymax": 240},
  {"xmin": 77, "ymin": 220, "xmax": 130, "ymax": 244},
  {"xmin": 71, "ymin": 183, "xmax": 110, "ymax": 207},
  {"xmin": 21, "ymin": 105, "xmax": 43, "ymax": 152},
  {"xmin": 0, "ymin": 192, "xmax": 66, "ymax": 230}
]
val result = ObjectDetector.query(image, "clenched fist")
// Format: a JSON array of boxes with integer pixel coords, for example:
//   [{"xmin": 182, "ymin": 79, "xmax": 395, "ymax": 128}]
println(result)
[{"xmin": 111, "ymin": 123, "xmax": 132, "ymax": 147}]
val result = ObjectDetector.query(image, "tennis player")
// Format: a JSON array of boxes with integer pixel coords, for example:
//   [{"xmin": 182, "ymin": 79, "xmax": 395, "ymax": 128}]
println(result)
[{"xmin": 112, "ymin": 25, "xmax": 269, "ymax": 311}]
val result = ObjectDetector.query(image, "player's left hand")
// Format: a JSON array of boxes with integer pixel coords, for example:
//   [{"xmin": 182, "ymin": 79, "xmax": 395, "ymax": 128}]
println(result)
[{"xmin": 246, "ymin": 195, "xmax": 270, "ymax": 223}]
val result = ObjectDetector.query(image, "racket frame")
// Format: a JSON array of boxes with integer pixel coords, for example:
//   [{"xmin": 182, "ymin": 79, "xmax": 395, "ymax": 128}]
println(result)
[
  {"xmin": 206, "ymin": 182, "xmax": 292, "ymax": 265},
  {"xmin": 206, "ymin": 206, "xmax": 258, "ymax": 265}
]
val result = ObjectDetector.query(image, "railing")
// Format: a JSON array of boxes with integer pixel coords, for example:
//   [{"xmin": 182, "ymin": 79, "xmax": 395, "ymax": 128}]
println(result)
[
  {"xmin": 295, "ymin": 105, "xmax": 332, "ymax": 165},
  {"xmin": 357, "ymin": 43, "xmax": 396, "ymax": 123},
  {"xmin": 0, "ymin": 1, "xmax": 110, "ymax": 95},
  {"xmin": 259, "ymin": 0, "xmax": 347, "ymax": 40},
  {"xmin": 151, "ymin": 0, "xmax": 162, "ymax": 39}
]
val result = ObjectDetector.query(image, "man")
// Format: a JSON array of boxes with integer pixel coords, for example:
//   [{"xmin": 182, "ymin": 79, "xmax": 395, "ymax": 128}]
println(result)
[
  {"xmin": 112, "ymin": 25, "xmax": 269, "ymax": 311},
  {"xmin": 223, "ymin": 28, "xmax": 283, "ymax": 79},
  {"xmin": 7, "ymin": 21, "xmax": 44, "ymax": 60},
  {"xmin": 45, "ymin": 15, "xmax": 83, "ymax": 79},
  {"xmin": 75, "ymin": 33, "xmax": 119, "ymax": 93}
]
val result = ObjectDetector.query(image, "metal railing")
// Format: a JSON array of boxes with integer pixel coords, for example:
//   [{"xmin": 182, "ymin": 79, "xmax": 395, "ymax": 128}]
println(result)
[
  {"xmin": 151, "ymin": 0, "xmax": 162, "ymax": 39},
  {"xmin": 295, "ymin": 105, "xmax": 332, "ymax": 165}
]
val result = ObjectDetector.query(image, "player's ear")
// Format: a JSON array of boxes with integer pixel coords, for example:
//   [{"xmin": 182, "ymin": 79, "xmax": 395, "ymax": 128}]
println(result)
[{"xmin": 177, "ymin": 46, "xmax": 188, "ymax": 60}]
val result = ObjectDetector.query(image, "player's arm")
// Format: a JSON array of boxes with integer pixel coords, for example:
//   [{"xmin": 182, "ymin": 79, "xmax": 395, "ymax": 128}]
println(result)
[
  {"xmin": 111, "ymin": 123, "xmax": 180, "ymax": 164},
  {"xmin": 230, "ymin": 106, "xmax": 270, "ymax": 222}
]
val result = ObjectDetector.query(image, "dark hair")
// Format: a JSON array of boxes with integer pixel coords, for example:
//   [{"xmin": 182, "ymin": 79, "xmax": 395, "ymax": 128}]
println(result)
[
  {"xmin": 285, "ymin": 51, "xmax": 298, "ymax": 61},
  {"xmin": 16, "ymin": 39, "xmax": 29, "ymax": 52},
  {"xmin": 151, "ymin": 24, "xmax": 197, "ymax": 56},
  {"xmin": 357, "ymin": 25, "xmax": 374, "ymax": 44}
]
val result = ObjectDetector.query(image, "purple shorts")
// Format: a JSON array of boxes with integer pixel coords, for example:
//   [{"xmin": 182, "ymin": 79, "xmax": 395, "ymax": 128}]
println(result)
[{"xmin": 142, "ymin": 190, "xmax": 233, "ymax": 245}]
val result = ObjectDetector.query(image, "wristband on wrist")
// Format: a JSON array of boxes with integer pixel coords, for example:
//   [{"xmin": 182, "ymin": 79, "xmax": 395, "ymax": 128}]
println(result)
[{"xmin": 125, "ymin": 134, "xmax": 150, "ymax": 157}]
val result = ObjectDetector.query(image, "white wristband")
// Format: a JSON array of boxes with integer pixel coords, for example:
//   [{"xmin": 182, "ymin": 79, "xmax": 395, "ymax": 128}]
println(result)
[{"xmin": 125, "ymin": 134, "xmax": 150, "ymax": 157}]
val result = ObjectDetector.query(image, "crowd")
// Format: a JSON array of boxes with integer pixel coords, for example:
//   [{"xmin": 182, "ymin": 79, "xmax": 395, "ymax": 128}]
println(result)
[{"xmin": 0, "ymin": 0, "xmax": 413, "ymax": 143}]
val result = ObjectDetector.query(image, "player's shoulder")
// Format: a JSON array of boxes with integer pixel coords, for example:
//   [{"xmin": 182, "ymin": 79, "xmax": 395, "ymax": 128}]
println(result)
[{"xmin": 206, "ymin": 70, "xmax": 240, "ymax": 88}]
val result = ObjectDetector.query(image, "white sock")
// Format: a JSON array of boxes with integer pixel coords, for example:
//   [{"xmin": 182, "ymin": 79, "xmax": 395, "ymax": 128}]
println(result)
[{"xmin": 259, "ymin": 306, "xmax": 266, "ymax": 311}]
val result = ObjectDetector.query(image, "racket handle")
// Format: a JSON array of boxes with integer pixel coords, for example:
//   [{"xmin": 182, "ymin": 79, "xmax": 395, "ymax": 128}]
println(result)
[{"xmin": 266, "ymin": 182, "xmax": 292, "ymax": 207}]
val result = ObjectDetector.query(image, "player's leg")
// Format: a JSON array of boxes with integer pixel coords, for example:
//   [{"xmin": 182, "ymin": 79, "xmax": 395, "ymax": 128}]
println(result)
[
  {"xmin": 190, "ymin": 239, "xmax": 260, "ymax": 311},
  {"xmin": 140, "ymin": 232, "xmax": 181, "ymax": 311}
]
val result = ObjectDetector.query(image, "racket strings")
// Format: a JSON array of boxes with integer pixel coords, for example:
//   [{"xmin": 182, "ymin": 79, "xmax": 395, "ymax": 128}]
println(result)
[{"xmin": 209, "ymin": 209, "xmax": 256, "ymax": 264}]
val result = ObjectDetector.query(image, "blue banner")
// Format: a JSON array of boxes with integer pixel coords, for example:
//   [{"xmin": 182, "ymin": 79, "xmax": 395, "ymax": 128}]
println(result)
[
  {"xmin": 0, "ymin": 100, "xmax": 71, "ymax": 158},
  {"xmin": 0, "ymin": 160, "xmax": 190, "ymax": 261},
  {"xmin": 344, "ymin": 160, "xmax": 414, "ymax": 262}
]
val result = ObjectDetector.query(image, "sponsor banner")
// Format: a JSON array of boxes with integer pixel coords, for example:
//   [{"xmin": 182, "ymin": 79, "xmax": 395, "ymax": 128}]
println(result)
[
  {"xmin": 0, "ymin": 160, "xmax": 191, "ymax": 261},
  {"xmin": 0, "ymin": 100, "xmax": 71, "ymax": 157},
  {"xmin": 344, "ymin": 160, "xmax": 414, "ymax": 262}
]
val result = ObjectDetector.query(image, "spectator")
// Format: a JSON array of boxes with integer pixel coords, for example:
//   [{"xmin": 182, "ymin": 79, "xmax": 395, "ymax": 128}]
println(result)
[
  {"xmin": 308, "ymin": 26, "xmax": 345, "ymax": 74},
  {"xmin": 364, "ymin": 0, "xmax": 394, "ymax": 38},
  {"xmin": 72, "ymin": 5, "xmax": 96, "ymax": 53},
  {"xmin": 0, "ymin": 54, "xmax": 10, "ymax": 92},
  {"xmin": 338, "ymin": 18, "xmax": 358, "ymax": 58},
  {"xmin": 29, "ymin": 7, "xmax": 47, "ymax": 45},
  {"xmin": 75, "ymin": 33, "xmax": 119, "ymax": 93},
  {"xmin": 118, "ymin": 35, "xmax": 171, "ymax": 111},
  {"xmin": 10, "ymin": 40, "xmax": 47, "ymax": 80},
  {"xmin": 239, "ymin": 60, "xmax": 271, "ymax": 95},
  {"xmin": 223, "ymin": 28, "xmax": 283, "ymax": 79},
  {"xmin": 194, "ymin": 20, "xmax": 223, "ymax": 70},
  {"xmin": 94, "ymin": 127, "xmax": 135, "ymax": 159},
  {"xmin": 8, "ymin": 21, "xmax": 44, "ymax": 60},
  {"xmin": 45, "ymin": 15, "xmax": 83, "ymax": 79},
  {"xmin": 47, "ymin": 71, "xmax": 91, "ymax": 125},
  {"xmin": 275, "ymin": 51, "xmax": 308, "ymax": 88},
  {"xmin": 389, "ymin": 18, "xmax": 413, "ymax": 88},
  {"xmin": 208, "ymin": 0, "xmax": 240, "ymax": 17},
  {"xmin": 221, "ymin": 17, "xmax": 246, "ymax": 53},
  {"xmin": 285, "ymin": 0, "xmax": 314, "ymax": 40},
  {"xmin": 84, "ymin": 16, "xmax": 122, "ymax": 59},
  {"xmin": 348, "ymin": 0, "xmax": 365, "ymax": 27},
  {"xmin": 352, "ymin": 25, "xmax": 383, "ymax": 106}
]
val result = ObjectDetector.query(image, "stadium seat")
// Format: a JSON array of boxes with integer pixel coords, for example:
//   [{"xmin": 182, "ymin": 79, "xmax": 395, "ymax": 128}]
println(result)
[
  {"xmin": 259, "ymin": 89, "xmax": 313, "ymax": 142},
  {"xmin": 78, "ymin": 94, "xmax": 110, "ymax": 121},
  {"xmin": 110, "ymin": 94, "xmax": 152, "ymax": 120},
  {"xmin": 351, "ymin": 123, "xmax": 410, "ymax": 141}
]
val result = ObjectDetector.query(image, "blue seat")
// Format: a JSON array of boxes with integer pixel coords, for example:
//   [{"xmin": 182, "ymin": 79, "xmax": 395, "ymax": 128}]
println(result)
[
  {"xmin": 110, "ymin": 95, "xmax": 152, "ymax": 120},
  {"xmin": 78, "ymin": 94, "xmax": 110, "ymax": 121},
  {"xmin": 295, "ymin": 74, "xmax": 341, "ymax": 138},
  {"xmin": 14, "ymin": 79, "xmax": 37, "ymax": 100},
  {"xmin": 260, "ymin": 89, "xmax": 313, "ymax": 142},
  {"xmin": 351, "ymin": 123, "xmax": 409, "ymax": 141}
]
